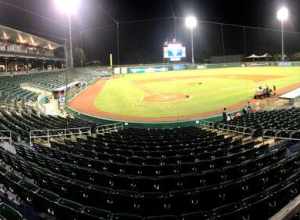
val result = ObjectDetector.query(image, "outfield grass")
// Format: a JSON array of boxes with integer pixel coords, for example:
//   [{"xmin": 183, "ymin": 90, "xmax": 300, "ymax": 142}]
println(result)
[{"xmin": 93, "ymin": 67, "xmax": 300, "ymax": 118}]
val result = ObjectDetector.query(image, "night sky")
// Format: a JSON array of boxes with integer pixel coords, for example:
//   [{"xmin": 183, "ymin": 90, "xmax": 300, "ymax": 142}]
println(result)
[{"xmin": 0, "ymin": 0, "xmax": 300, "ymax": 64}]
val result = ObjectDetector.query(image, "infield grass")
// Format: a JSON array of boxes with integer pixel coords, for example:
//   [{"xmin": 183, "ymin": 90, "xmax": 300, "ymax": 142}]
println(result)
[{"xmin": 93, "ymin": 67, "xmax": 300, "ymax": 118}]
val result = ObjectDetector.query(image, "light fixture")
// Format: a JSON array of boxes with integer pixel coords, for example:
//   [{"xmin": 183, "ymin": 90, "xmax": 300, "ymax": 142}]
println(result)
[
  {"xmin": 54, "ymin": 0, "xmax": 80, "ymax": 15},
  {"xmin": 185, "ymin": 16, "xmax": 197, "ymax": 30},
  {"xmin": 277, "ymin": 7, "xmax": 289, "ymax": 22}
]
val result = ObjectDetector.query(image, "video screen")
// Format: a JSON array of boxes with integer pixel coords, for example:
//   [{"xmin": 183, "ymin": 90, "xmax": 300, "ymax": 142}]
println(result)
[{"xmin": 163, "ymin": 43, "xmax": 186, "ymax": 61}]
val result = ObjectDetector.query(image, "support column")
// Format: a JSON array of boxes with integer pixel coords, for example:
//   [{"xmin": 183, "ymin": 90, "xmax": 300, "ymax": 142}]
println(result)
[
  {"xmin": 116, "ymin": 22, "xmax": 120, "ymax": 65},
  {"xmin": 220, "ymin": 24, "xmax": 225, "ymax": 62},
  {"xmin": 68, "ymin": 14, "xmax": 74, "ymax": 69},
  {"xmin": 281, "ymin": 21, "xmax": 285, "ymax": 61},
  {"xmin": 26, "ymin": 59, "xmax": 29, "ymax": 73},
  {"xmin": 5, "ymin": 58, "xmax": 7, "ymax": 73}
]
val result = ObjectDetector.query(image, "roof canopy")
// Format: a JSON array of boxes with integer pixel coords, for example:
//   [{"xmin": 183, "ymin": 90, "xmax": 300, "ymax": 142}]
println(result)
[
  {"xmin": 0, "ymin": 24, "xmax": 62, "ymax": 50},
  {"xmin": 245, "ymin": 53, "xmax": 272, "ymax": 59}
]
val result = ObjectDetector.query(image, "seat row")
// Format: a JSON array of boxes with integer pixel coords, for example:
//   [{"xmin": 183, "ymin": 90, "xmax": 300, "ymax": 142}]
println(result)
[
  {"xmin": 16, "ymin": 142, "xmax": 278, "ymax": 181},
  {"xmin": 11, "ymin": 144, "xmax": 286, "ymax": 193},
  {"xmin": 64, "ymin": 136, "xmax": 247, "ymax": 160},
  {"xmin": 1, "ymin": 146, "xmax": 300, "ymax": 219},
  {"xmin": 40, "ymin": 140, "xmax": 263, "ymax": 167}
]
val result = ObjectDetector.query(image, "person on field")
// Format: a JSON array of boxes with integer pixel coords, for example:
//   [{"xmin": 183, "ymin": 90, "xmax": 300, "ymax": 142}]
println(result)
[
  {"xmin": 247, "ymin": 102, "xmax": 252, "ymax": 113},
  {"xmin": 235, "ymin": 112, "xmax": 241, "ymax": 119},
  {"xmin": 223, "ymin": 108, "xmax": 228, "ymax": 122},
  {"xmin": 273, "ymin": 85, "xmax": 277, "ymax": 96},
  {"xmin": 242, "ymin": 107, "xmax": 248, "ymax": 115}
]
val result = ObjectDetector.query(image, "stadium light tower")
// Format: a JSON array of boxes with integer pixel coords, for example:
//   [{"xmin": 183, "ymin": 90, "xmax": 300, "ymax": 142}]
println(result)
[
  {"xmin": 54, "ymin": 0, "xmax": 80, "ymax": 69},
  {"xmin": 277, "ymin": 6, "xmax": 289, "ymax": 61},
  {"xmin": 185, "ymin": 16, "xmax": 197, "ymax": 65}
]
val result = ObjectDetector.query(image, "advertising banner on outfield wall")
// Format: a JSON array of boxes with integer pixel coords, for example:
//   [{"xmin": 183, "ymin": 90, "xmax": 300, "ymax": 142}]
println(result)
[
  {"xmin": 115, "ymin": 62, "xmax": 300, "ymax": 75},
  {"xmin": 278, "ymin": 62, "xmax": 292, "ymax": 67},
  {"xmin": 172, "ymin": 64, "xmax": 189, "ymax": 71},
  {"xmin": 128, "ymin": 66, "xmax": 169, "ymax": 74},
  {"xmin": 114, "ymin": 67, "xmax": 121, "ymax": 75},
  {"xmin": 114, "ymin": 63, "xmax": 193, "ymax": 74}
]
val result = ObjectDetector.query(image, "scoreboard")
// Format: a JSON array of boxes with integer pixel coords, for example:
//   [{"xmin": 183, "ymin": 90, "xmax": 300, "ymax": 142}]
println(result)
[{"xmin": 163, "ymin": 43, "xmax": 186, "ymax": 62}]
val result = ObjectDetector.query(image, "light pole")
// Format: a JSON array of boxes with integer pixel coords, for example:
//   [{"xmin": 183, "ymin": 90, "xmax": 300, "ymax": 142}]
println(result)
[
  {"xmin": 54, "ymin": 0, "xmax": 80, "ymax": 114},
  {"xmin": 67, "ymin": 14, "xmax": 74, "ymax": 68},
  {"xmin": 277, "ymin": 7, "xmax": 289, "ymax": 61},
  {"xmin": 185, "ymin": 16, "xmax": 197, "ymax": 65},
  {"xmin": 54, "ymin": 0, "xmax": 80, "ymax": 69}
]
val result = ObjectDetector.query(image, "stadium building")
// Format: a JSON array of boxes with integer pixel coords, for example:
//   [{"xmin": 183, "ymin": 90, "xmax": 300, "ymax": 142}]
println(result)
[{"xmin": 0, "ymin": 24, "xmax": 65, "ymax": 74}]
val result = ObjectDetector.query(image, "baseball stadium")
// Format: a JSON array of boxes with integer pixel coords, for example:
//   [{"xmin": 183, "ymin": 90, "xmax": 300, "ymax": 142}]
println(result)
[{"xmin": 2, "ymin": 1, "xmax": 300, "ymax": 220}]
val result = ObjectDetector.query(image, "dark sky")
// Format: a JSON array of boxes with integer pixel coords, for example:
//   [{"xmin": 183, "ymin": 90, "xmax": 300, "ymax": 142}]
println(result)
[{"xmin": 0, "ymin": 0, "xmax": 299, "ymax": 64}]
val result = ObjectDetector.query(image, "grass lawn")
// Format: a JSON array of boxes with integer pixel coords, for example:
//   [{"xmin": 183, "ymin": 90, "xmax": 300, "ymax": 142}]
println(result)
[{"xmin": 93, "ymin": 67, "xmax": 300, "ymax": 118}]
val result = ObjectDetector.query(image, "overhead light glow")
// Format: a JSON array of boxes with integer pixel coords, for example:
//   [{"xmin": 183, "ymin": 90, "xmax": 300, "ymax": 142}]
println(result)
[
  {"xmin": 17, "ymin": 34, "xmax": 26, "ymax": 44},
  {"xmin": 54, "ymin": 0, "xmax": 80, "ymax": 15},
  {"xmin": 30, "ymin": 36, "xmax": 38, "ymax": 46},
  {"xmin": 185, "ymin": 16, "xmax": 197, "ymax": 29},
  {"xmin": 2, "ymin": 32, "xmax": 9, "ymax": 40},
  {"xmin": 48, "ymin": 44, "xmax": 54, "ymax": 50},
  {"xmin": 277, "ymin": 7, "xmax": 289, "ymax": 22}
]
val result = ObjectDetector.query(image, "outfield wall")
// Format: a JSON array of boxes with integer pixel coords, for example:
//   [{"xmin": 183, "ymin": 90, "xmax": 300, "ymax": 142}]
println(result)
[{"xmin": 114, "ymin": 61, "xmax": 300, "ymax": 75}]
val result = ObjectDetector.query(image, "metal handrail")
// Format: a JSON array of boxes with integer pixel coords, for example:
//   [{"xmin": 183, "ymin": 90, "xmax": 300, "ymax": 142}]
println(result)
[
  {"xmin": 29, "ymin": 127, "xmax": 92, "ymax": 146},
  {"xmin": 96, "ymin": 123, "xmax": 124, "ymax": 135},
  {"xmin": 270, "ymin": 193, "xmax": 300, "ymax": 220},
  {"xmin": 29, "ymin": 122, "xmax": 125, "ymax": 146},
  {"xmin": 199, "ymin": 120, "xmax": 300, "ymax": 142},
  {"xmin": 0, "ymin": 130, "xmax": 12, "ymax": 145},
  {"xmin": 199, "ymin": 120, "xmax": 254, "ymax": 136}
]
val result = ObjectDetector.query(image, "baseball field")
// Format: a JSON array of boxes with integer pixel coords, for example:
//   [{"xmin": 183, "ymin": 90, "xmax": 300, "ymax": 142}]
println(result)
[{"xmin": 69, "ymin": 66, "xmax": 300, "ymax": 122}]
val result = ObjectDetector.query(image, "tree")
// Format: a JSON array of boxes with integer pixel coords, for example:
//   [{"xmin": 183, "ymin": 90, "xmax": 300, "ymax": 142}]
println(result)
[
  {"xmin": 272, "ymin": 53, "xmax": 282, "ymax": 61},
  {"xmin": 73, "ymin": 47, "xmax": 87, "ymax": 67},
  {"xmin": 290, "ymin": 52, "xmax": 300, "ymax": 61}
]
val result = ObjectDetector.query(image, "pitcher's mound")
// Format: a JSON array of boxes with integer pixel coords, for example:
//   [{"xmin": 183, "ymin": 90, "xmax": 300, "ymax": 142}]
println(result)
[{"xmin": 144, "ymin": 93, "xmax": 190, "ymax": 102}]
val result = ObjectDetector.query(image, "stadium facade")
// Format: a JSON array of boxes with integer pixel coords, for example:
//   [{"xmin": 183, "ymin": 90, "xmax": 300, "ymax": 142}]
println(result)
[{"xmin": 0, "ymin": 24, "xmax": 65, "ymax": 74}]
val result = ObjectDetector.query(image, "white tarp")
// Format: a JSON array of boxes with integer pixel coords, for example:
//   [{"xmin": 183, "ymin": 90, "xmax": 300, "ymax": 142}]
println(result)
[
  {"xmin": 280, "ymin": 88, "xmax": 300, "ymax": 99},
  {"xmin": 53, "ymin": 81, "xmax": 81, "ymax": 92},
  {"xmin": 245, "ymin": 53, "xmax": 272, "ymax": 59}
]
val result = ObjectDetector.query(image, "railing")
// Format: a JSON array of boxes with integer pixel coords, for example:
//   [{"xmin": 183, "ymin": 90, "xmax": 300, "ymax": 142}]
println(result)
[
  {"xmin": 199, "ymin": 120, "xmax": 255, "ymax": 136},
  {"xmin": 270, "ymin": 193, "xmax": 300, "ymax": 220},
  {"xmin": 29, "ymin": 127, "xmax": 92, "ymax": 146},
  {"xmin": 29, "ymin": 122, "xmax": 124, "ymax": 146},
  {"xmin": 261, "ymin": 129, "xmax": 300, "ymax": 142},
  {"xmin": 198, "ymin": 120, "xmax": 300, "ymax": 142},
  {"xmin": 0, "ymin": 130, "xmax": 12, "ymax": 145},
  {"xmin": 96, "ymin": 123, "xmax": 125, "ymax": 135},
  {"xmin": 216, "ymin": 123, "xmax": 255, "ymax": 136}
]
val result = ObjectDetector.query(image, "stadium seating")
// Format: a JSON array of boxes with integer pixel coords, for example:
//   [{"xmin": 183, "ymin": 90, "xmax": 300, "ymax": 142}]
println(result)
[
  {"xmin": 0, "ymin": 202, "xmax": 26, "ymax": 220},
  {"xmin": 0, "ymin": 125, "xmax": 298, "ymax": 219},
  {"xmin": 0, "ymin": 106, "xmax": 94, "ymax": 141},
  {"xmin": 14, "ymin": 68, "xmax": 109, "ymax": 91},
  {"xmin": 0, "ymin": 81, "xmax": 38, "ymax": 104},
  {"xmin": 0, "ymin": 68, "xmax": 108, "ymax": 105},
  {"xmin": 225, "ymin": 108, "xmax": 300, "ymax": 138}
]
